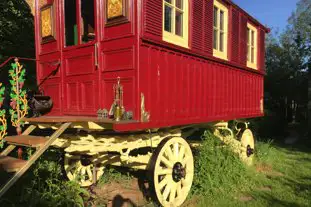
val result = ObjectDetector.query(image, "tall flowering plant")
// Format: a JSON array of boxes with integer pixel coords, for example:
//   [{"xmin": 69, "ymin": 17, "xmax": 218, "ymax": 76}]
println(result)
[
  {"xmin": 9, "ymin": 58, "xmax": 28, "ymax": 135},
  {"xmin": 0, "ymin": 82, "xmax": 7, "ymax": 148}
]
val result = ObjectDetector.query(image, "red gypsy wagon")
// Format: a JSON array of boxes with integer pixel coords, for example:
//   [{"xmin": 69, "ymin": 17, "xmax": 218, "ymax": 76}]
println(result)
[{"xmin": 0, "ymin": 0, "xmax": 269, "ymax": 206}]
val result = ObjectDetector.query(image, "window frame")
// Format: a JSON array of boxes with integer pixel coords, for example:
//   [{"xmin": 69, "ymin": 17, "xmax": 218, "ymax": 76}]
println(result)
[
  {"xmin": 162, "ymin": 0, "xmax": 189, "ymax": 48},
  {"xmin": 64, "ymin": 0, "xmax": 97, "ymax": 48},
  {"xmin": 246, "ymin": 23, "xmax": 258, "ymax": 69},
  {"xmin": 213, "ymin": 0, "xmax": 228, "ymax": 60}
]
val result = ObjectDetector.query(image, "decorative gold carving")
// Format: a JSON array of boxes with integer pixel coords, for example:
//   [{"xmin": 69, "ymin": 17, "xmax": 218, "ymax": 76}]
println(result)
[
  {"xmin": 106, "ymin": 0, "xmax": 128, "ymax": 26},
  {"xmin": 141, "ymin": 93, "xmax": 150, "ymax": 122},
  {"xmin": 107, "ymin": 0, "xmax": 123, "ymax": 19},
  {"xmin": 40, "ymin": 4, "xmax": 54, "ymax": 42}
]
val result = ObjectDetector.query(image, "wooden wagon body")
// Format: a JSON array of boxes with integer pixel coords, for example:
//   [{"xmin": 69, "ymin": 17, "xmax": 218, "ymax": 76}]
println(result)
[
  {"xmin": 0, "ymin": 1, "xmax": 268, "ymax": 205},
  {"xmin": 34, "ymin": 0, "xmax": 268, "ymax": 132}
]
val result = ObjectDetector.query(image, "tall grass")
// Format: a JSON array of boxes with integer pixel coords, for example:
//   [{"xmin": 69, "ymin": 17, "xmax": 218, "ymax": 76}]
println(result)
[
  {"xmin": 192, "ymin": 131, "xmax": 252, "ymax": 195},
  {"xmin": 0, "ymin": 149, "xmax": 89, "ymax": 207}
]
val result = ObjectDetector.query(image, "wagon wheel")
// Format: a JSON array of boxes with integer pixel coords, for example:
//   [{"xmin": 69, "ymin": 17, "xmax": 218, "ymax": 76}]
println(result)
[
  {"xmin": 149, "ymin": 137, "xmax": 194, "ymax": 207},
  {"xmin": 238, "ymin": 129, "xmax": 255, "ymax": 165},
  {"xmin": 64, "ymin": 153, "xmax": 104, "ymax": 187}
]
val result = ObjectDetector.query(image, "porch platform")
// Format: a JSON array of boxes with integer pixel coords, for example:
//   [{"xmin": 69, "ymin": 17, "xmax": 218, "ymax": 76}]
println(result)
[{"xmin": 23, "ymin": 116, "xmax": 137, "ymax": 124}]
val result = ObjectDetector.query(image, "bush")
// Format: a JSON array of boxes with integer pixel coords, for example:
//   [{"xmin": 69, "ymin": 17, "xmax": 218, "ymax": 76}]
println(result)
[
  {"xmin": 0, "ymin": 149, "xmax": 89, "ymax": 207},
  {"xmin": 192, "ymin": 131, "xmax": 253, "ymax": 196}
]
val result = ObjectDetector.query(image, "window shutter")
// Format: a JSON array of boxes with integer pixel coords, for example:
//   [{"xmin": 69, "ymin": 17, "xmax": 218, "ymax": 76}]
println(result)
[
  {"xmin": 204, "ymin": 0, "xmax": 213, "ymax": 54},
  {"xmin": 192, "ymin": 0, "xmax": 204, "ymax": 51},
  {"xmin": 231, "ymin": 8, "xmax": 240, "ymax": 63},
  {"xmin": 239, "ymin": 15, "xmax": 247, "ymax": 65},
  {"xmin": 144, "ymin": 0, "xmax": 162, "ymax": 40},
  {"xmin": 258, "ymin": 29, "xmax": 266, "ymax": 71}
]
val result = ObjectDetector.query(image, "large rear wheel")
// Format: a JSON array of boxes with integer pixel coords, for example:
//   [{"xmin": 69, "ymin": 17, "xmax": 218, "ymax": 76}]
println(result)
[{"xmin": 149, "ymin": 137, "xmax": 194, "ymax": 207}]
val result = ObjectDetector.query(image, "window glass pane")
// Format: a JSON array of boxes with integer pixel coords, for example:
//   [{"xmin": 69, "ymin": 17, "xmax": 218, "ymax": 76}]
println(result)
[
  {"xmin": 251, "ymin": 47, "xmax": 254, "ymax": 63},
  {"xmin": 175, "ymin": 11, "xmax": 183, "ymax": 36},
  {"xmin": 165, "ymin": 0, "xmax": 172, "ymax": 3},
  {"xmin": 247, "ymin": 28, "xmax": 250, "ymax": 45},
  {"xmin": 65, "ymin": 0, "xmax": 77, "ymax": 46},
  {"xmin": 220, "ymin": 10, "xmax": 224, "ymax": 31},
  {"xmin": 164, "ymin": 5, "xmax": 172, "ymax": 32},
  {"xmin": 251, "ymin": 30, "xmax": 255, "ymax": 46},
  {"xmin": 81, "ymin": 0, "xmax": 95, "ymax": 43},
  {"xmin": 247, "ymin": 45, "xmax": 250, "ymax": 61},
  {"xmin": 213, "ymin": 29, "xmax": 218, "ymax": 49},
  {"xmin": 213, "ymin": 7, "xmax": 218, "ymax": 27},
  {"xmin": 176, "ymin": 0, "xmax": 183, "ymax": 9},
  {"xmin": 220, "ymin": 31, "xmax": 224, "ymax": 52}
]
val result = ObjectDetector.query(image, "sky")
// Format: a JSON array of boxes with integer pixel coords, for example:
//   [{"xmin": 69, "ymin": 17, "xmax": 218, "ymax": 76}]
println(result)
[{"xmin": 233, "ymin": 0, "xmax": 299, "ymax": 32}]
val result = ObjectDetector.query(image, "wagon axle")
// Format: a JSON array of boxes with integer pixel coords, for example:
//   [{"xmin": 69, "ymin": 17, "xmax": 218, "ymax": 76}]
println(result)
[{"xmin": 172, "ymin": 162, "xmax": 186, "ymax": 182}]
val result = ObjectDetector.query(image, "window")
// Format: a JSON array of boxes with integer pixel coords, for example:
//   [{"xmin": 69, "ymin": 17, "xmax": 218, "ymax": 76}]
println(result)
[
  {"xmin": 213, "ymin": 0, "xmax": 228, "ymax": 60},
  {"xmin": 247, "ymin": 23, "xmax": 258, "ymax": 69},
  {"xmin": 65, "ymin": 0, "xmax": 95, "ymax": 46},
  {"xmin": 163, "ymin": 0, "xmax": 189, "ymax": 48}
]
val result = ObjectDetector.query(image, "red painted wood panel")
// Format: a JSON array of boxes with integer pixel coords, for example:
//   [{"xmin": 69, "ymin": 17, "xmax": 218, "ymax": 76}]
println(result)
[
  {"xmin": 204, "ymin": 0, "xmax": 213, "ymax": 54},
  {"xmin": 230, "ymin": 7, "xmax": 240, "ymax": 63},
  {"xmin": 143, "ymin": 0, "xmax": 162, "ymax": 40},
  {"xmin": 239, "ymin": 15, "xmax": 248, "ymax": 66},
  {"xmin": 258, "ymin": 29, "xmax": 266, "ymax": 72},
  {"xmin": 134, "ymin": 43, "xmax": 264, "ymax": 131}
]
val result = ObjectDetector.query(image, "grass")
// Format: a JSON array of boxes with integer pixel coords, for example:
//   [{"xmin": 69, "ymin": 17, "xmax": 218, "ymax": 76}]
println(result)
[
  {"xmin": 1, "ymin": 132, "xmax": 311, "ymax": 207},
  {"xmin": 193, "ymin": 133, "xmax": 311, "ymax": 207}
]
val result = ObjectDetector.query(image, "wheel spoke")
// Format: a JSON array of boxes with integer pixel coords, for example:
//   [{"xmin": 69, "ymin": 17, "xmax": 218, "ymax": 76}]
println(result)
[
  {"xmin": 176, "ymin": 182, "xmax": 182, "ymax": 197},
  {"xmin": 81, "ymin": 167, "xmax": 86, "ymax": 176},
  {"xmin": 178, "ymin": 145, "xmax": 185, "ymax": 162},
  {"xmin": 161, "ymin": 156, "xmax": 174, "ymax": 169},
  {"xmin": 65, "ymin": 163, "xmax": 76, "ymax": 172},
  {"xmin": 174, "ymin": 142, "xmax": 179, "ymax": 159},
  {"xmin": 181, "ymin": 178, "xmax": 191, "ymax": 187},
  {"xmin": 169, "ymin": 182, "xmax": 177, "ymax": 202},
  {"xmin": 162, "ymin": 182, "xmax": 171, "ymax": 202},
  {"xmin": 157, "ymin": 168, "xmax": 172, "ymax": 176},
  {"xmin": 158, "ymin": 176, "xmax": 169, "ymax": 190},
  {"xmin": 87, "ymin": 167, "xmax": 93, "ymax": 179},
  {"xmin": 165, "ymin": 146, "xmax": 175, "ymax": 162},
  {"xmin": 181, "ymin": 155, "xmax": 190, "ymax": 167}
]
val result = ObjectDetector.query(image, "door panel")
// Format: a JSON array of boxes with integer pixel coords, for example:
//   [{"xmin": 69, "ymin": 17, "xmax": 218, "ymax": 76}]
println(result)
[
  {"xmin": 63, "ymin": 46, "xmax": 99, "ymax": 115},
  {"xmin": 62, "ymin": 0, "xmax": 99, "ymax": 115}
]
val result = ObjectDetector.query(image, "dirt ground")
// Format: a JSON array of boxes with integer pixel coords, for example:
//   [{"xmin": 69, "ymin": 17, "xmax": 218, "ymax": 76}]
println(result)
[{"xmin": 91, "ymin": 178, "xmax": 151, "ymax": 207}]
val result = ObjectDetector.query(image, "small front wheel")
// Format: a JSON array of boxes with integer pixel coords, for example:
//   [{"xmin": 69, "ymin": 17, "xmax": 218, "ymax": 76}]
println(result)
[{"xmin": 64, "ymin": 153, "xmax": 104, "ymax": 187}]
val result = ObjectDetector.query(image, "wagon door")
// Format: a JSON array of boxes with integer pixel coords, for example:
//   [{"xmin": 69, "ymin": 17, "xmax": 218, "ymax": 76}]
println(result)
[{"xmin": 62, "ymin": 0, "xmax": 99, "ymax": 115}]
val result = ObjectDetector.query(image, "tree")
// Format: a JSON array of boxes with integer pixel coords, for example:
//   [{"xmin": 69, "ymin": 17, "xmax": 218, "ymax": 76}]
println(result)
[
  {"xmin": 0, "ymin": 0, "xmax": 35, "ymax": 88},
  {"xmin": 264, "ymin": 0, "xmax": 310, "ymax": 136}
]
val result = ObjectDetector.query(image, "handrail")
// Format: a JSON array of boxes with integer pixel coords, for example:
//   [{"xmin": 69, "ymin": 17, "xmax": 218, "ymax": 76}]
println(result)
[{"xmin": 0, "ymin": 57, "xmax": 36, "ymax": 69}]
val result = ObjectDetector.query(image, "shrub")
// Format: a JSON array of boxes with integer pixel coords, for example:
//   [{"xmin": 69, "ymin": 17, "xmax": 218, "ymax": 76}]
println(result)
[{"xmin": 192, "ymin": 131, "xmax": 253, "ymax": 196}]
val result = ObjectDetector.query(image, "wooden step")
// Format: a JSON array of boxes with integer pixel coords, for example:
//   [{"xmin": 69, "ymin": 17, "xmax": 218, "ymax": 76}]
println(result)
[
  {"xmin": 4, "ymin": 135, "xmax": 47, "ymax": 147},
  {"xmin": 0, "ymin": 156, "xmax": 26, "ymax": 172}
]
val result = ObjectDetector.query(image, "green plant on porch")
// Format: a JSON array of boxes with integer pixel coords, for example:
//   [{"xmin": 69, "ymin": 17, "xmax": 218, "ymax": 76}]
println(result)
[
  {"xmin": 0, "ymin": 82, "xmax": 7, "ymax": 148},
  {"xmin": 9, "ymin": 58, "xmax": 28, "ymax": 134}
]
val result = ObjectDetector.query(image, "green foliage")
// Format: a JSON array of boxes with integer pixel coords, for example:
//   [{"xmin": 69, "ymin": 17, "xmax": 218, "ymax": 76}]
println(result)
[
  {"xmin": 0, "ymin": 149, "xmax": 90, "ymax": 207},
  {"xmin": 264, "ymin": 0, "xmax": 310, "ymax": 134},
  {"xmin": 192, "ymin": 131, "xmax": 253, "ymax": 197}
]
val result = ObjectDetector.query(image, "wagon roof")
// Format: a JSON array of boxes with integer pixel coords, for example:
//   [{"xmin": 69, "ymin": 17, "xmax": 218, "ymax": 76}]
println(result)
[{"xmin": 227, "ymin": 0, "xmax": 270, "ymax": 33}]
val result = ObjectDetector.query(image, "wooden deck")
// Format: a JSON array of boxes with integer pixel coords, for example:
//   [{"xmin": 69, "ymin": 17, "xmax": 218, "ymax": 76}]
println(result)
[{"xmin": 23, "ymin": 116, "xmax": 138, "ymax": 124}]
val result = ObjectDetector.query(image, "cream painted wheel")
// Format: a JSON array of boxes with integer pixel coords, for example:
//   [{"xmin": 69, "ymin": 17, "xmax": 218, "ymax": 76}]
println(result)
[
  {"xmin": 64, "ymin": 153, "xmax": 104, "ymax": 187},
  {"xmin": 239, "ymin": 129, "xmax": 255, "ymax": 165},
  {"xmin": 150, "ymin": 137, "xmax": 194, "ymax": 207}
]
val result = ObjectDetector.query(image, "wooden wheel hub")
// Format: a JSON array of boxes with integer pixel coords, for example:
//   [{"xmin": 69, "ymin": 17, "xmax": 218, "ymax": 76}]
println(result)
[
  {"xmin": 246, "ymin": 145, "xmax": 254, "ymax": 157},
  {"xmin": 172, "ymin": 162, "xmax": 185, "ymax": 182}
]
